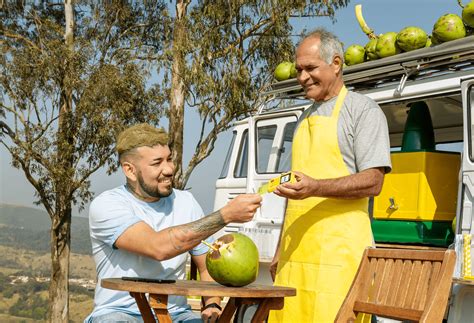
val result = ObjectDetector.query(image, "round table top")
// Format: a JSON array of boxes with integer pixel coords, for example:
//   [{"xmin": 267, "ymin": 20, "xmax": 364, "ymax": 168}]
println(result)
[{"xmin": 101, "ymin": 278, "xmax": 296, "ymax": 298}]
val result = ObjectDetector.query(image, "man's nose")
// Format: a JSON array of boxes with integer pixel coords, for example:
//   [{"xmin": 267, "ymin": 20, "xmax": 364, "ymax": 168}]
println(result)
[
  {"xmin": 298, "ymin": 69, "xmax": 309, "ymax": 83},
  {"xmin": 162, "ymin": 161, "xmax": 175, "ymax": 175}
]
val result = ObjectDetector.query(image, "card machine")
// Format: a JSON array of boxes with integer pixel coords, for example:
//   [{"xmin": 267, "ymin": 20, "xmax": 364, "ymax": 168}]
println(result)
[{"xmin": 258, "ymin": 172, "xmax": 297, "ymax": 195}]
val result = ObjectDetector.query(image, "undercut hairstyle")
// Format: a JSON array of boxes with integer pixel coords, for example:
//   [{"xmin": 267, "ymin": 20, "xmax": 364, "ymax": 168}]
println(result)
[
  {"xmin": 301, "ymin": 27, "xmax": 344, "ymax": 65},
  {"xmin": 116, "ymin": 123, "xmax": 169, "ymax": 162}
]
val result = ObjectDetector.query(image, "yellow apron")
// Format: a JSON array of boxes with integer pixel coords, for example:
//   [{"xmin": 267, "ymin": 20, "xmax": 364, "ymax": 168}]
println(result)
[{"xmin": 269, "ymin": 86, "xmax": 372, "ymax": 323}]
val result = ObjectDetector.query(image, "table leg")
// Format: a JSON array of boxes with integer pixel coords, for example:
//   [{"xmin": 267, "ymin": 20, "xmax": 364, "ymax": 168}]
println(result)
[
  {"xmin": 219, "ymin": 297, "xmax": 240, "ymax": 323},
  {"xmin": 251, "ymin": 298, "xmax": 284, "ymax": 323},
  {"xmin": 149, "ymin": 294, "xmax": 172, "ymax": 323},
  {"xmin": 130, "ymin": 292, "xmax": 156, "ymax": 323}
]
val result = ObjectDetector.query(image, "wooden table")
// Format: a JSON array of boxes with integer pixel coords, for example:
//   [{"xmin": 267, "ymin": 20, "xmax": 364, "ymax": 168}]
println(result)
[{"xmin": 101, "ymin": 278, "xmax": 296, "ymax": 323}]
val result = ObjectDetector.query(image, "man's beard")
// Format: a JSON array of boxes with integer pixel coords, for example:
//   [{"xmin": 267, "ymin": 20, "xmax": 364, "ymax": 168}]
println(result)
[{"xmin": 137, "ymin": 171, "xmax": 173, "ymax": 199}]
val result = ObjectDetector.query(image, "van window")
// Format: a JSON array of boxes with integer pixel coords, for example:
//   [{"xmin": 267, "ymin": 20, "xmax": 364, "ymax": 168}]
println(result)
[
  {"xmin": 219, "ymin": 131, "xmax": 236, "ymax": 179},
  {"xmin": 257, "ymin": 125, "xmax": 277, "ymax": 173},
  {"xmin": 276, "ymin": 121, "xmax": 296, "ymax": 172},
  {"xmin": 234, "ymin": 130, "xmax": 248, "ymax": 178}
]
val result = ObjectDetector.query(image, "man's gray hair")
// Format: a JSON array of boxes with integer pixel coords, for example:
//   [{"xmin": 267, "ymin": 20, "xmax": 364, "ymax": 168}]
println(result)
[{"xmin": 300, "ymin": 28, "xmax": 344, "ymax": 65}]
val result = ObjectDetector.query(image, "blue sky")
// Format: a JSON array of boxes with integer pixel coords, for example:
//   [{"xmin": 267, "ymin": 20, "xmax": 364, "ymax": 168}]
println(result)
[{"xmin": 0, "ymin": 0, "xmax": 465, "ymax": 215}]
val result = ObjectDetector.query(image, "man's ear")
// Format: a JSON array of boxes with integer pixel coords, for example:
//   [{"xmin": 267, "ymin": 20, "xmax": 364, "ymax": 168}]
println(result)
[
  {"xmin": 332, "ymin": 55, "xmax": 343, "ymax": 74},
  {"xmin": 122, "ymin": 161, "xmax": 137, "ymax": 182}
]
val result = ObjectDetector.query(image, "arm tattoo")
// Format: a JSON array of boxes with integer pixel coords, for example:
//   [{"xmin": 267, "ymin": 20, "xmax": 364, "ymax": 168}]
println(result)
[
  {"xmin": 187, "ymin": 210, "xmax": 226, "ymax": 233},
  {"xmin": 168, "ymin": 210, "xmax": 226, "ymax": 250}
]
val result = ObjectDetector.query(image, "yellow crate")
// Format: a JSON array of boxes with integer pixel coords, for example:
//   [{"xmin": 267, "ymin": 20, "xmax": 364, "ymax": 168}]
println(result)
[{"xmin": 373, "ymin": 151, "xmax": 460, "ymax": 221}]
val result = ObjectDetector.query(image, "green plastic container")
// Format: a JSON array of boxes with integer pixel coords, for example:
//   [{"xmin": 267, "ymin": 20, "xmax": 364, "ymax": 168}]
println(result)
[
  {"xmin": 401, "ymin": 101, "xmax": 435, "ymax": 152},
  {"xmin": 371, "ymin": 219, "xmax": 454, "ymax": 247}
]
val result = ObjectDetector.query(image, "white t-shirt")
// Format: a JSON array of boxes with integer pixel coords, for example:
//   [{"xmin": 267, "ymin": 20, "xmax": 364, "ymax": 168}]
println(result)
[{"xmin": 85, "ymin": 186, "xmax": 211, "ymax": 321}]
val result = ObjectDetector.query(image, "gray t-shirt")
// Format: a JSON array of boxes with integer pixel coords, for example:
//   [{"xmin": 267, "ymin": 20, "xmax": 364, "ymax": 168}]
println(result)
[{"xmin": 298, "ymin": 90, "xmax": 392, "ymax": 174}]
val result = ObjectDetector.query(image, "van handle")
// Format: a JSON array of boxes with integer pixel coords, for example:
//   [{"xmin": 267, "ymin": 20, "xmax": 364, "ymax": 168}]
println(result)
[{"xmin": 389, "ymin": 197, "xmax": 399, "ymax": 210}]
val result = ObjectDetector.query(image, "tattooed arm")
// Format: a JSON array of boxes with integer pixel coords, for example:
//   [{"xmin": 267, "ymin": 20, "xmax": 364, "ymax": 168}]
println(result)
[{"xmin": 114, "ymin": 193, "xmax": 262, "ymax": 260}]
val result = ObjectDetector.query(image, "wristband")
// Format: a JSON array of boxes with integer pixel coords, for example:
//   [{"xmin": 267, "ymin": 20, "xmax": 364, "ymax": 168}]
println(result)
[{"xmin": 202, "ymin": 302, "xmax": 222, "ymax": 311}]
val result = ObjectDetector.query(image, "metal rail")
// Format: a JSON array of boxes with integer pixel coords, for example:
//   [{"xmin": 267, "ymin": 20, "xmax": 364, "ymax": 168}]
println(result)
[{"xmin": 263, "ymin": 35, "xmax": 474, "ymax": 97}]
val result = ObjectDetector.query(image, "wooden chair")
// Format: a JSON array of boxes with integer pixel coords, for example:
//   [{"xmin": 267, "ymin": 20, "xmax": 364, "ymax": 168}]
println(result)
[{"xmin": 335, "ymin": 248, "xmax": 456, "ymax": 323}]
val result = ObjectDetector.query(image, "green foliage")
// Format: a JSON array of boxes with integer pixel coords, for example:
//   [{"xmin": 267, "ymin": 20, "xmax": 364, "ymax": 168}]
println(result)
[
  {"xmin": 152, "ymin": 0, "xmax": 350, "ymax": 188},
  {"xmin": 8, "ymin": 290, "xmax": 49, "ymax": 320},
  {"xmin": 0, "ymin": 2, "xmax": 168, "ymax": 213}
]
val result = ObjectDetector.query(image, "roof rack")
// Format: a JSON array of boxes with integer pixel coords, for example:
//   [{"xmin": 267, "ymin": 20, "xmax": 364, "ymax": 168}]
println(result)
[{"xmin": 263, "ymin": 35, "xmax": 474, "ymax": 97}]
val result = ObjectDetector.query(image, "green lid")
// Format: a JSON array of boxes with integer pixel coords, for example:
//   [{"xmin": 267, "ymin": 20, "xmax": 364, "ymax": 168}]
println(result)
[
  {"xmin": 401, "ymin": 101, "xmax": 435, "ymax": 152},
  {"xmin": 371, "ymin": 219, "xmax": 454, "ymax": 247}
]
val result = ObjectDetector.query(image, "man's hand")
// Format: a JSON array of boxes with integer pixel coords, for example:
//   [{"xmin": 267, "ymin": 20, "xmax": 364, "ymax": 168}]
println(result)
[
  {"xmin": 220, "ymin": 193, "xmax": 262, "ymax": 224},
  {"xmin": 273, "ymin": 171, "xmax": 316, "ymax": 200},
  {"xmin": 201, "ymin": 305, "xmax": 221, "ymax": 323}
]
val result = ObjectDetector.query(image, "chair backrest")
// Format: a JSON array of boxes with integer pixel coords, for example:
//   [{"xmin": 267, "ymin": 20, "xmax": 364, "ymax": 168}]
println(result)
[{"xmin": 335, "ymin": 248, "xmax": 456, "ymax": 323}]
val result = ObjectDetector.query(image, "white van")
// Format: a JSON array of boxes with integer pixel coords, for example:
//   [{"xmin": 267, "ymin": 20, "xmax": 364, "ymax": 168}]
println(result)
[{"xmin": 213, "ymin": 35, "xmax": 474, "ymax": 321}]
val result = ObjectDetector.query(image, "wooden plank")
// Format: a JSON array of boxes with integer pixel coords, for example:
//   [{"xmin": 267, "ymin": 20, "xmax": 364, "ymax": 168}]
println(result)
[
  {"xmin": 386, "ymin": 259, "xmax": 403, "ymax": 306},
  {"xmin": 129, "ymin": 292, "xmax": 156, "ymax": 323},
  {"xmin": 251, "ymin": 298, "xmax": 284, "ymax": 323},
  {"xmin": 394, "ymin": 260, "xmax": 413, "ymax": 308},
  {"xmin": 375, "ymin": 243, "xmax": 448, "ymax": 251},
  {"xmin": 367, "ymin": 249, "xmax": 446, "ymax": 262},
  {"xmin": 421, "ymin": 250, "xmax": 457, "ymax": 322},
  {"xmin": 426, "ymin": 261, "xmax": 441, "ymax": 298},
  {"xmin": 335, "ymin": 249, "xmax": 372, "ymax": 322},
  {"xmin": 359, "ymin": 257, "xmax": 377, "ymax": 303},
  {"xmin": 149, "ymin": 294, "xmax": 172, "ymax": 323},
  {"xmin": 353, "ymin": 301, "xmax": 423, "ymax": 321},
  {"xmin": 404, "ymin": 260, "xmax": 422, "ymax": 309},
  {"xmin": 368, "ymin": 258, "xmax": 385, "ymax": 303},
  {"xmin": 377, "ymin": 258, "xmax": 394, "ymax": 304},
  {"xmin": 219, "ymin": 297, "xmax": 238, "ymax": 323},
  {"xmin": 101, "ymin": 278, "xmax": 296, "ymax": 298},
  {"xmin": 412, "ymin": 261, "xmax": 432, "ymax": 310}
]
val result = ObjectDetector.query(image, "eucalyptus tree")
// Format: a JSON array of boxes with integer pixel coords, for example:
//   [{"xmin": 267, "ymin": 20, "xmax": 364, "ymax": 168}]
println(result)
[
  {"xmin": 159, "ymin": 0, "xmax": 349, "ymax": 189},
  {"xmin": 0, "ymin": 1, "xmax": 167, "ymax": 321}
]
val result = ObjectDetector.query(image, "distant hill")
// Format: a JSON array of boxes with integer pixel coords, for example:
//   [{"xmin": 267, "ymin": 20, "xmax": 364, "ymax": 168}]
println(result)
[{"xmin": 0, "ymin": 204, "xmax": 92, "ymax": 255}]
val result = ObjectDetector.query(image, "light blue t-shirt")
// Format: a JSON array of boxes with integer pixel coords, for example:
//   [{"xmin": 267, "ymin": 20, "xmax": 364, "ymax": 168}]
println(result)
[{"xmin": 85, "ymin": 186, "xmax": 211, "ymax": 322}]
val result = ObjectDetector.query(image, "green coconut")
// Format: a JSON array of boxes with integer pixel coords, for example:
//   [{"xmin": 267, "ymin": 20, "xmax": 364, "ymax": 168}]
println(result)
[
  {"xmin": 290, "ymin": 62, "xmax": 297, "ymax": 78},
  {"xmin": 396, "ymin": 26, "xmax": 428, "ymax": 51},
  {"xmin": 205, "ymin": 233, "xmax": 259, "ymax": 287},
  {"xmin": 344, "ymin": 44, "xmax": 365, "ymax": 66},
  {"xmin": 432, "ymin": 14, "xmax": 466, "ymax": 42},
  {"xmin": 425, "ymin": 36, "xmax": 433, "ymax": 47},
  {"xmin": 462, "ymin": 1, "xmax": 474, "ymax": 28},
  {"xmin": 375, "ymin": 32, "xmax": 402, "ymax": 58},
  {"xmin": 364, "ymin": 38, "xmax": 378, "ymax": 61},
  {"xmin": 274, "ymin": 61, "xmax": 293, "ymax": 81}
]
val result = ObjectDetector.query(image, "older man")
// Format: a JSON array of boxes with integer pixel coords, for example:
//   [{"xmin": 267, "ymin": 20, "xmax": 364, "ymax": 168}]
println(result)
[{"xmin": 269, "ymin": 28, "xmax": 391, "ymax": 322}]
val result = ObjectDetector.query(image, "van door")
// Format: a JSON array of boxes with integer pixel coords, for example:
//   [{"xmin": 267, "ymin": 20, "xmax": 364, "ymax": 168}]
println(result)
[
  {"xmin": 460, "ymin": 78, "xmax": 474, "ymax": 233},
  {"xmin": 244, "ymin": 110, "xmax": 302, "ymax": 260},
  {"xmin": 447, "ymin": 77, "xmax": 474, "ymax": 323}
]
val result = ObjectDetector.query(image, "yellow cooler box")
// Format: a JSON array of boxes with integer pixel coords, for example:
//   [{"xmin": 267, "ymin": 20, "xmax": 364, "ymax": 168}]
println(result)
[{"xmin": 373, "ymin": 151, "xmax": 460, "ymax": 221}]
